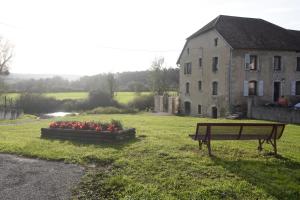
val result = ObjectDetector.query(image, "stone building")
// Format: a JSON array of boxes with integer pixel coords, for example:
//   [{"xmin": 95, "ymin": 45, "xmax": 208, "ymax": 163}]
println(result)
[{"xmin": 177, "ymin": 15, "xmax": 300, "ymax": 118}]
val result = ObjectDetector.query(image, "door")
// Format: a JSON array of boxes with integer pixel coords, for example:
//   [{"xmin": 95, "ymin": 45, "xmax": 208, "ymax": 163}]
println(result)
[
  {"xmin": 212, "ymin": 107, "xmax": 218, "ymax": 118},
  {"xmin": 184, "ymin": 102, "xmax": 191, "ymax": 115},
  {"xmin": 273, "ymin": 82, "xmax": 281, "ymax": 102}
]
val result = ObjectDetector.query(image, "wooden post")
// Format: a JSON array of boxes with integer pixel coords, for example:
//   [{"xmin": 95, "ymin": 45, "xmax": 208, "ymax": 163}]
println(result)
[
  {"xmin": 207, "ymin": 126, "xmax": 212, "ymax": 156},
  {"xmin": 198, "ymin": 141, "xmax": 202, "ymax": 150}
]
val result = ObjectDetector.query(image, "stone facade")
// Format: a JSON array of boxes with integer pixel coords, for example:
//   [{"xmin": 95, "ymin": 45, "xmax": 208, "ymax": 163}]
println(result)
[{"xmin": 178, "ymin": 18, "xmax": 300, "ymax": 118}]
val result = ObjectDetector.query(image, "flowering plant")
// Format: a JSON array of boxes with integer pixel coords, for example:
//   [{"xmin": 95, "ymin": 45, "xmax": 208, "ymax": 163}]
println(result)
[{"xmin": 49, "ymin": 119, "xmax": 123, "ymax": 132}]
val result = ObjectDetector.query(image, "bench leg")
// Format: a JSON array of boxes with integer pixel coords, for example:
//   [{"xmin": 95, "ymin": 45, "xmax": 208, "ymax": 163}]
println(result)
[
  {"xmin": 207, "ymin": 139, "xmax": 212, "ymax": 156},
  {"xmin": 258, "ymin": 139, "xmax": 263, "ymax": 151},
  {"xmin": 273, "ymin": 138, "xmax": 277, "ymax": 156}
]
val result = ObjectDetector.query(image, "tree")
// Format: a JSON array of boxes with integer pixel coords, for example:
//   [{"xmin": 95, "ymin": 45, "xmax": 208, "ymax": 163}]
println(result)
[
  {"xmin": 149, "ymin": 57, "xmax": 168, "ymax": 95},
  {"xmin": 0, "ymin": 36, "xmax": 13, "ymax": 75},
  {"xmin": 107, "ymin": 73, "xmax": 116, "ymax": 98}
]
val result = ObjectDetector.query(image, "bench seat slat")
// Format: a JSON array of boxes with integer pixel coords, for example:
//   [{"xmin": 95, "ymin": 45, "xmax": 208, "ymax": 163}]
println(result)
[{"xmin": 190, "ymin": 134, "xmax": 271, "ymax": 140}]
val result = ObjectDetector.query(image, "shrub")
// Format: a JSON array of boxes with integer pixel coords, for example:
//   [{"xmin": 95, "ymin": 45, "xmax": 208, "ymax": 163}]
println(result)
[
  {"xmin": 127, "ymin": 94, "xmax": 154, "ymax": 111},
  {"xmin": 16, "ymin": 93, "xmax": 61, "ymax": 114},
  {"xmin": 88, "ymin": 90, "xmax": 118, "ymax": 109},
  {"xmin": 86, "ymin": 106, "xmax": 137, "ymax": 114}
]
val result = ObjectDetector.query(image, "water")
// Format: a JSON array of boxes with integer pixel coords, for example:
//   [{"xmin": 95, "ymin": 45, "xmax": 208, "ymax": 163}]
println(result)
[{"xmin": 43, "ymin": 112, "xmax": 78, "ymax": 118}]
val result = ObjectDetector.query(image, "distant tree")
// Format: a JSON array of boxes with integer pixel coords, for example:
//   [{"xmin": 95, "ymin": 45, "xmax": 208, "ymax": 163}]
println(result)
[
  {"xmin": 107, "ymin": 73, "xmax": 116, "ymax": 98},
  {"xmin": 0, "ymin": 36, "xmax": 13, "ymax": 75},
  {"xmin": 149, "ymin": 57, "xmax": 168, "ymax": 95},
  {"xmin": 128, "ymin": 81, "xmax": 145, "ymax": 95}
]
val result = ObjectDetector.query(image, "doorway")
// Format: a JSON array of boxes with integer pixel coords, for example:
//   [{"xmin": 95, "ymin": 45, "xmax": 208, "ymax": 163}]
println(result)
[
  {"xmin": 212, "ymin": 107, "xmax": 218, "ymax": 118},
  {"xmin": 184, "ymin": 101, "xmax": 191, "ymax": 115},
  {"xmin": 273, "ymin": 82, "xmax": 281, "ymax": 102}
]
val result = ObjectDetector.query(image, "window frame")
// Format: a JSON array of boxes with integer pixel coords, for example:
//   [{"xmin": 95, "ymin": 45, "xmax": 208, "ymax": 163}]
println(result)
[
  {"xmin": 212, "ymin": 57, "xmax": 218, "ymax": 72},
  {"xmin": 214, "ymin": 38, "xmax": 218, "ymax": 46},
  {"xmin": 185, "ymin": 82, "xmax": 190, "ymax": 94},
  {"xmin": 296, "ymin": 81, "xmax": 300, "ymax": 95},
  {"xmin": 198, "ymin": 80, "xmax": 202, "ymax": 91},
  {"xmin": 296, "ymin": 57, "xmax": 300, "ymax": 72},
  {"xmin": 248, "ymin": 80, "xmax": 257, "ymax": 96},
  {"xmin": 198, "ymin": 105, "xmax": 202, "ymax": 114},
  {"xmin": 198, "ymin": 58, "xmax": 202, "ymax": 68},
  {"xmin": 212, "ymin": 81, "xmax": 218, "ymax": 95},
  {"xmin": 184, "ymin": 62, "xmax": 192, "ymax": 75},
  {"xmin": 249, "ymin": 55, "xmax": 258, "ymax": 71},
  {"xmin": 274, "ymin": 56, "xmax": 282, "ymax": 71}
]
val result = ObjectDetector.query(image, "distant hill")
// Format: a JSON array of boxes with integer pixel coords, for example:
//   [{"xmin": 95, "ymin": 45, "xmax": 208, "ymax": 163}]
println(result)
[{"xmin": 3, "ymin": 73, "xmax": 81, "ymax": 84}]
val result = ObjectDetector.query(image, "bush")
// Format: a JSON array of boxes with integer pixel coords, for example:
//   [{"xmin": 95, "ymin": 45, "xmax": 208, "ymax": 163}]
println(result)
[
  {"xmin": 86, "ymin": 106, "xmax": 137, "ymax": 114},
  {"xmin": 87, "ymin": 90, "xmax": 118, "ymax": 109},
  {"xmin": 127, "ymin": 94, "xmax": 154, "ymax": 111},
  {"xmin": 16, "ymin": 93, "xmax": 61, "ymax": 114}
]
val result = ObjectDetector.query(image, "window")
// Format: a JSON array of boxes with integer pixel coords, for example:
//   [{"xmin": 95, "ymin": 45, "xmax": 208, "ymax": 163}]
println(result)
[
  {"xmin": 214, "ymin": 38, "xmax": 218, "ymax": 46},
  {"xmin": 198, "ymin": 105, "xmax": 202, "ymax": 114},
  {"xmin": 186, "ymin": 82, "xmax": 190, "ymax": 94},
  {"xmin": 198, "ymin": 58, "xmax": 202, "ymax": 67},
  {"xmin": 212, "ymin": 81, "xmax": 218, "ymax": 95},
  {"xmin": 184, "ymin": 63, "xmax": 192, "ymax": 75},
  {"xmin": 198, "ymin": 81, "xmax": 202, "ymax": 91},
  {"xmin": 187, "ymin": 48, "xmax": 190, "ymax": 55},
  {"xmin": 297, "ymin": 57, "xmax": 300, "ymax": 71},
  {"xmin": 274, "ymin": 56, "xmax": 282, "ymax": 71},
  {"xmin": 249, "ymin": 80, "xmax": 257, "ymax": 95},
  {"xmin": 245, "ymin": 54, "xmax": 258, "ymax": 70},
  {"xmin": 212, "ymin": 57, "xmax": 218, "ymax": 72},
  {"xmin": 249, "ymin": 55, "xmax": 257, "ymax": 70},
  {"xmin": 296, "ymin": 81, "xmax": 300, "ymax": 95}
]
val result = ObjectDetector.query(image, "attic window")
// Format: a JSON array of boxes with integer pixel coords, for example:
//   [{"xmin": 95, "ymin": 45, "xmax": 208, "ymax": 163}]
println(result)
[
  {"xmin": 214, "ymin": 38, "xmax": 218, "ymax": 46},
  {"xmin": 187, "ymin": 48, "xmax": 190, "ymax": 55}
]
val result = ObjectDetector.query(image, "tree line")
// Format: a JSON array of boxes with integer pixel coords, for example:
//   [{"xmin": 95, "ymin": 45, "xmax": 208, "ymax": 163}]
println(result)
[{"xmin": 5, "ymin": 68, "xmax": 179, "ymax": 93}]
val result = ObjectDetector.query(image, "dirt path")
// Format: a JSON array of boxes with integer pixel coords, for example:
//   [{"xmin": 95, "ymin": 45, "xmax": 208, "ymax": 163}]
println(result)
[{"xmin": 0, "ymin": 154, "xmax": 84, "ymax": 200}]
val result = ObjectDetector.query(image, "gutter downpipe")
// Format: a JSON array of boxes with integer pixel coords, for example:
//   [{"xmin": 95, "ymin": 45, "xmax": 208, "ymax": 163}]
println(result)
[{"xmin": 228, "ymin": 48, "xmax": 233, "ymax": 114}]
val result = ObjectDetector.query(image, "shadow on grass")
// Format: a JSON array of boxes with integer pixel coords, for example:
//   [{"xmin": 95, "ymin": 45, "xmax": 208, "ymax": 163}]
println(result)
[
  {"xmin": 211, "ymin": 155, "xmax": 300, "ymax": 199},
  {"xmin": 40, "ymin": 137, "xmax": 142, "ymax": 150}
]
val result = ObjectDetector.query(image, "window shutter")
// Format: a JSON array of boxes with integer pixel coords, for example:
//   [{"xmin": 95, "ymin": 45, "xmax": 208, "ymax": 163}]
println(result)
[
  {"xmin": 243, "ymin": 80, "xmax": 249, "ymax": 96},
  {"xmin": 281, "ymin": 57, "xmax": 284, "ymax": 72},
  {"xmin": 291, "ymin": 80, "xmax": 296, "ymax": 96},
  {"xmin": 258, "ymin": 80, "xmax": 264, "ymax": 96},
  {"xmin": 244, "ymin": 54, "xmax": 250, "ymax": 70}
]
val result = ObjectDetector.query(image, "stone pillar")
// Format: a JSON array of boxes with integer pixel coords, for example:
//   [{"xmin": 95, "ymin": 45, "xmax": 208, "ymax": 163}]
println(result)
[
  {"xmin": 168, "ymin": 97, "xmax": 174, "ymax": 114},
  {"xmin": 154, "ymin": 95, "xmax": 160, "ymax": 112},
  {"xmin": 159, "ymin": 96, "xmax": 163, "ymax": 112}
]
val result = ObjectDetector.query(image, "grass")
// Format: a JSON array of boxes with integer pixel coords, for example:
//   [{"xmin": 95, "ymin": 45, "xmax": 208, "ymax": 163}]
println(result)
[
  {"xmin": 3, "ymin": 91, "xmax": 151, "ymax": 104},
  {"xmin": 0, "ymin": 114, "xmax": 299, "ymax": 199},
  {"xmin": 114, "ymin": 92, "xmax": 152, "ymax": 104}
]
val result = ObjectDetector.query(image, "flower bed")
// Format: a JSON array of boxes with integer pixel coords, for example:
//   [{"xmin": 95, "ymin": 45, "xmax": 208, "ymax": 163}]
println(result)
[{"xmin": 41, "ymin": 120, "xmax": 136, "ymax": 143}]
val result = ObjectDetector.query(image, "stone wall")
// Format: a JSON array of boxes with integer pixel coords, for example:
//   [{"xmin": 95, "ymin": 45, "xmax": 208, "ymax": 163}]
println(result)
[{"xmin": 251, "ymin": 106, "xmax": 300, "ymax": 124}]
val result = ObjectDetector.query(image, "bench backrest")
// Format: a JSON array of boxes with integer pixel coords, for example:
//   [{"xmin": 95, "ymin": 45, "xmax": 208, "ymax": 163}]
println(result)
[{"xmin": 195, "ymin": 123, "xmax": 286, "ymax": 140}]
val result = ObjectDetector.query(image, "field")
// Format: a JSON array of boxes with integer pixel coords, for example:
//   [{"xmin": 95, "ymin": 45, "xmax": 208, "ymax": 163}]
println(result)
[
  {"xmin": 3, "ymin": 91, "xmax": 152, "ymax": 104},
  {"xmin": 0, "ymin": 113, "xmax": 299, "ymax": 199}
]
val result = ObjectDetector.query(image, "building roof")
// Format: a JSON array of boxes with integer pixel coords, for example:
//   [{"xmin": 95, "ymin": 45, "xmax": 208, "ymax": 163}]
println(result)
[{"xmin": 177, "ymin": 15, "xmax": 300, "ymax": 64}]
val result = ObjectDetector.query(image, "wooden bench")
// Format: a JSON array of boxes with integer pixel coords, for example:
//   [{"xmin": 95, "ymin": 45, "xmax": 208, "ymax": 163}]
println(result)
[{"xmin": 189, "ymin": 123, "xmax": 286, "ymax": 156}]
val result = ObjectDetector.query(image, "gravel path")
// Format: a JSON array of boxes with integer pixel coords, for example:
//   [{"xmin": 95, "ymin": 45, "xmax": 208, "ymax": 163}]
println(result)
[{"xmin": 0, "ymin": 154, "xmax": 84, "ymax": 200}]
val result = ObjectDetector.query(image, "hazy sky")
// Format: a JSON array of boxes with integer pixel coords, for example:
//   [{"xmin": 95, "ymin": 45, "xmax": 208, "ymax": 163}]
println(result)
[{"xmin": 1, "ymin": 0, "xmax": 300, "ymax": 75}]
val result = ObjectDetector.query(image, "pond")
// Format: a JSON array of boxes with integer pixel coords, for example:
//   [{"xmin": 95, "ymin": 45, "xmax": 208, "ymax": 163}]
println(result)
[{"xmin": 41, "ymin": 112, "xmax": 78, "ymax": 118}]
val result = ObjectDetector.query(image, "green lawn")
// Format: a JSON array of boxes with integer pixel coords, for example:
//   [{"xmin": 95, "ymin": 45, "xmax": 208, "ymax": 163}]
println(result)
[
  {"xmin": 3, "ymin": 91, "xmax": 150, "ymax": 104},
  {"xmin": 0, "ymin": 113, "xmax": 299, "ymax": 199},
  {"xmin": 114, "ymin": 92, "xmax": 152, "ymax": 104}
]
